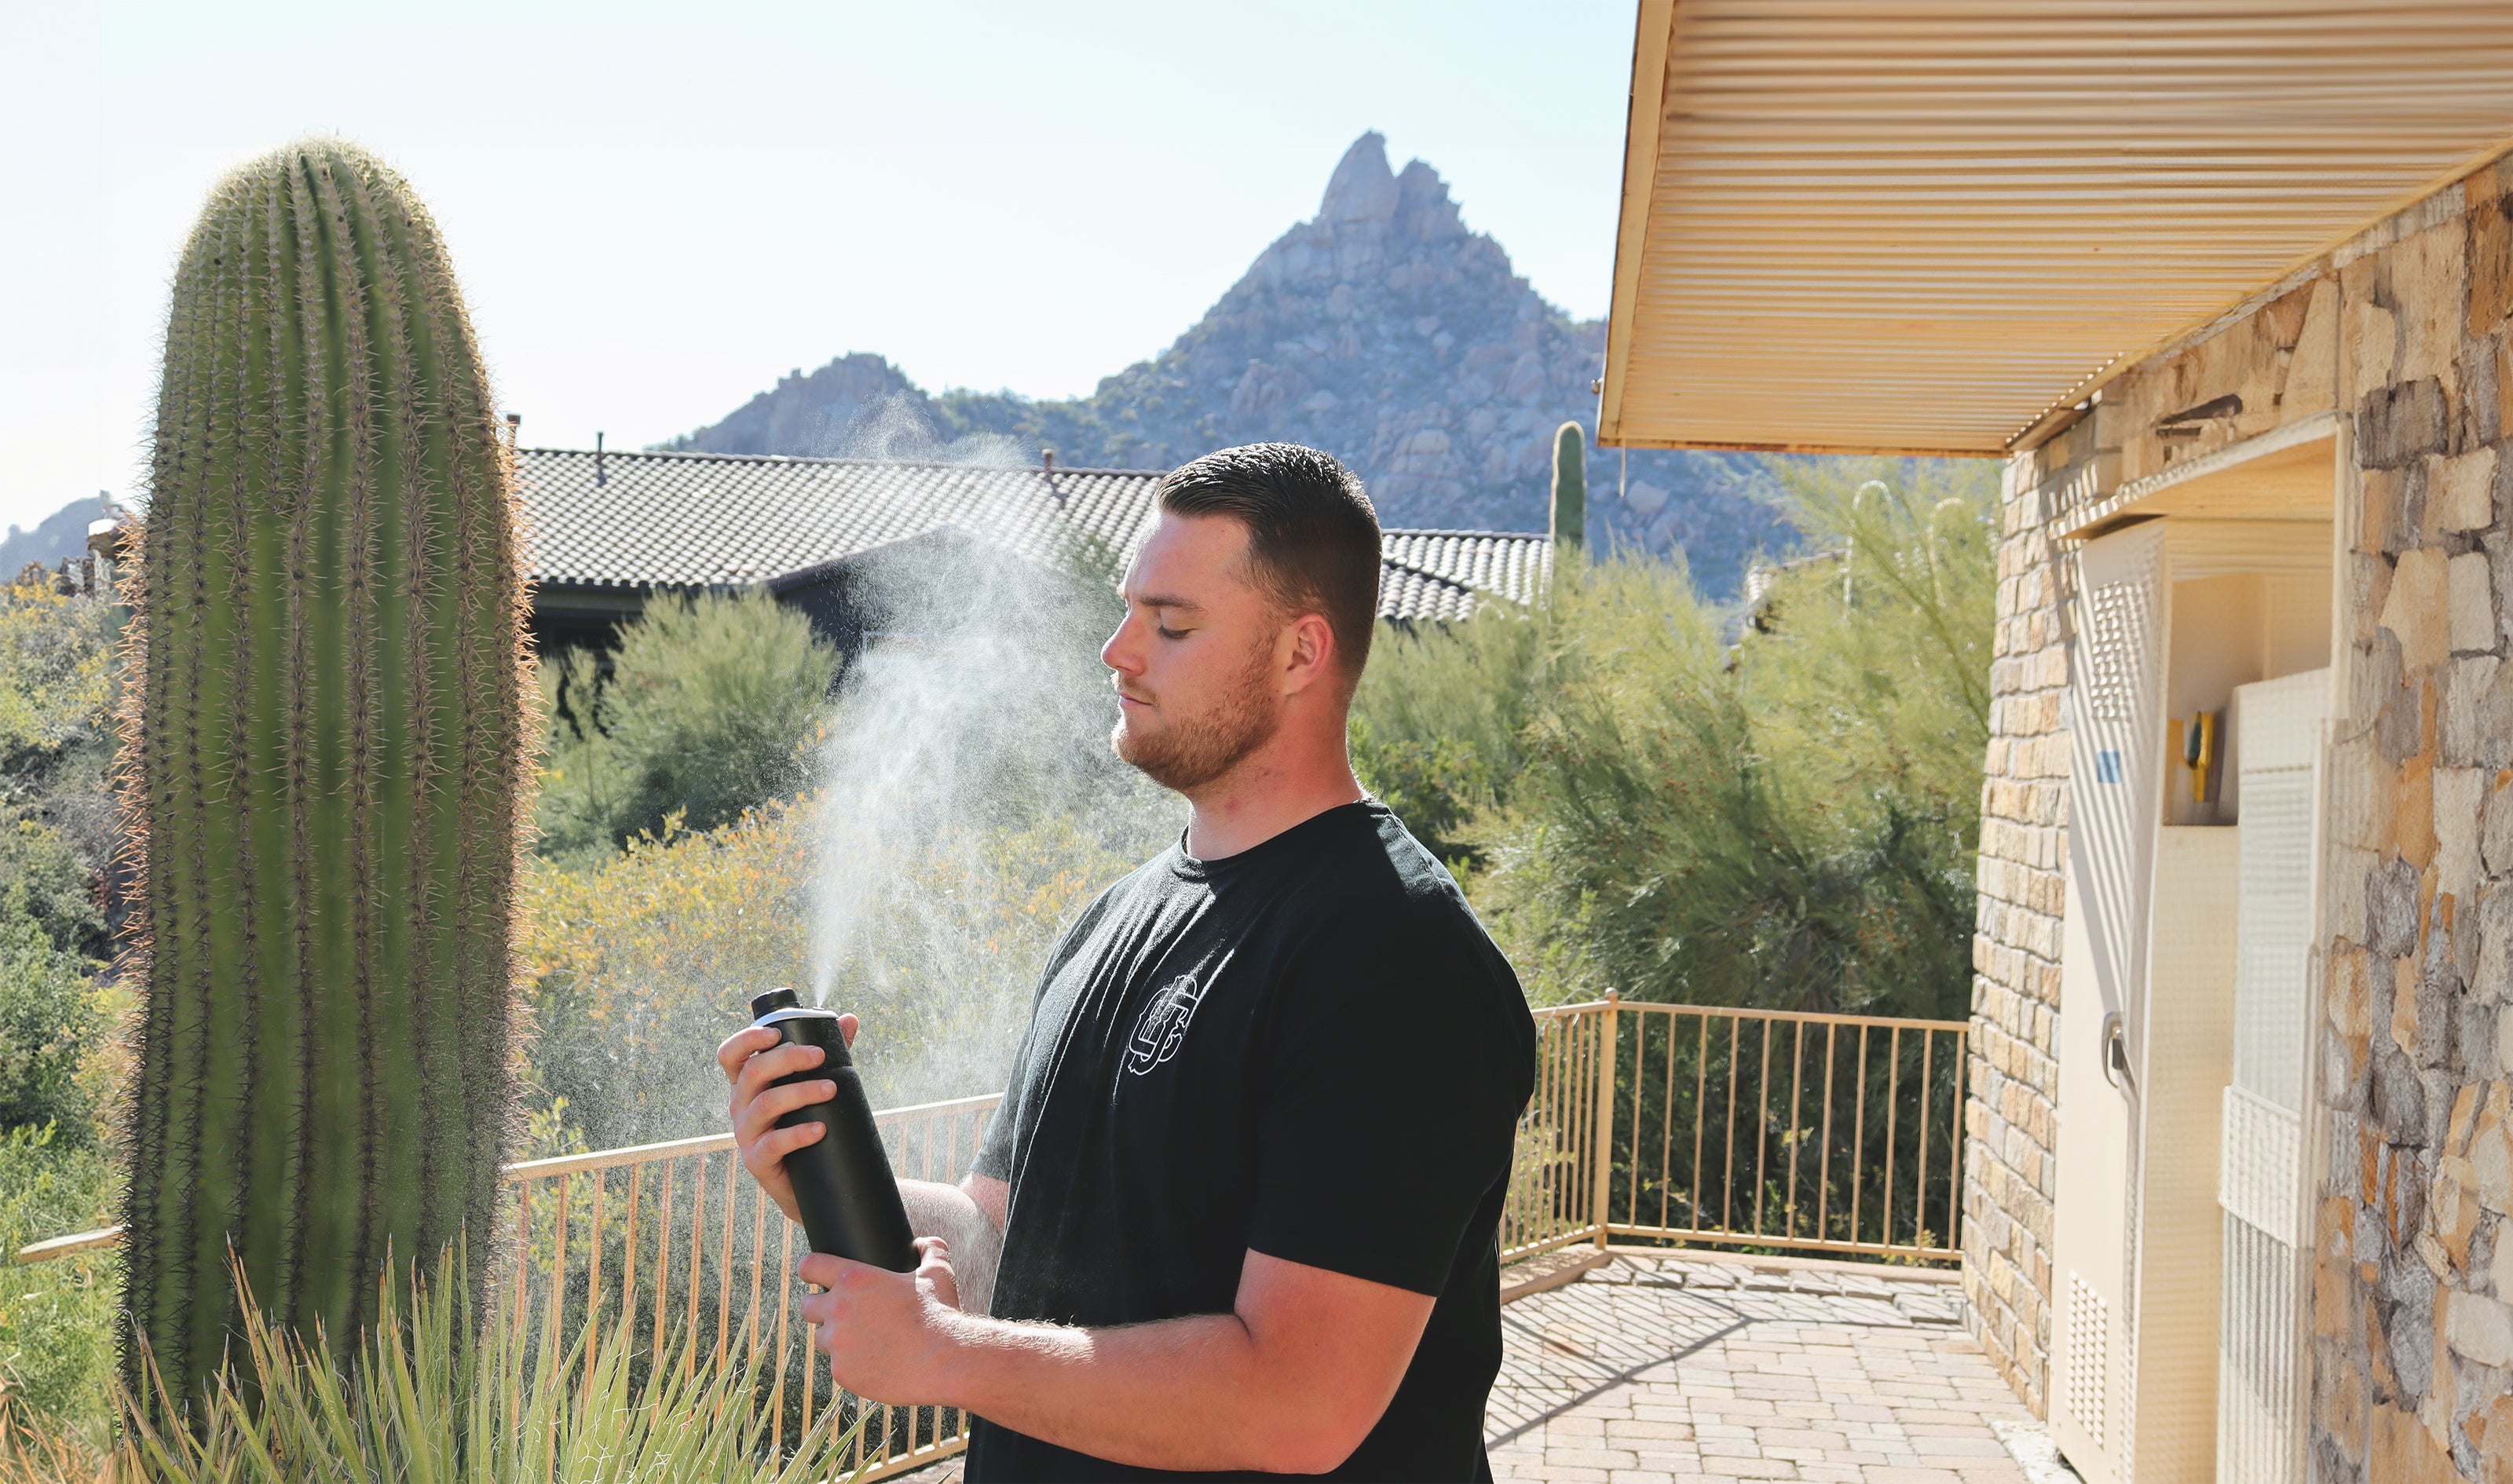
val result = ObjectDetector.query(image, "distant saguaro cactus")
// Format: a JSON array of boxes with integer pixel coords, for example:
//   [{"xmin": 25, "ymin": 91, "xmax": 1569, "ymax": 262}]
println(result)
[
  {"xmin": 1549, "ymin": 420, "xmax": 1586, "ymax": 554},
  {"xmin": 120, "ymin": 138, "xmax": 530, "ymax": 1407}
]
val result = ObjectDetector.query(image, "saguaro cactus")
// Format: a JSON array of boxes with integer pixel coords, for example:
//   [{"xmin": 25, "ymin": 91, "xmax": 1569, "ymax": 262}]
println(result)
[
  {"xmin": 120, "ymin": 139, "xmax": 529, "ymax": 1405},
  {"xmin": 1549, "ymin": 420, "xmax": 1586, "ymax": 554}
]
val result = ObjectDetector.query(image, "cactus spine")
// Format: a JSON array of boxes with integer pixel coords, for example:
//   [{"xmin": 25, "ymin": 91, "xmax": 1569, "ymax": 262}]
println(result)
[
  {"xmin": 121, "ymin": 139, "xmax": 529, "ymax": 1405},
  {"xmin": 1549, "ymin": 420, "xmax": 1586, "ymax": 554}
]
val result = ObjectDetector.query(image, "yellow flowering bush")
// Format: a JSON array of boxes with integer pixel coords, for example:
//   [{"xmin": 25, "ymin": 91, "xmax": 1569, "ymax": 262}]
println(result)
[
  {"xmin": 521, "ymin": 798, "xmax": 1132, "ymax": 1150},
  {"xmin": 0, "ymin": 578, "xmax": 113, "ymax": 769}
]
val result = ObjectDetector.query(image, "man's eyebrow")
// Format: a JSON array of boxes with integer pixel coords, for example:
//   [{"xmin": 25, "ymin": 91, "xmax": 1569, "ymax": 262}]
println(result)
[{"xmin": 1133, "ymin": 593, "xmax": 1205, "ymax": 614}]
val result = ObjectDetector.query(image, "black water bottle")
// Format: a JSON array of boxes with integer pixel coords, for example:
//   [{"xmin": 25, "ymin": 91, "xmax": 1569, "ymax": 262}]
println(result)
[{"xmin": 748, "ymin": 988, "xmax": 920, "ymax": 1273}]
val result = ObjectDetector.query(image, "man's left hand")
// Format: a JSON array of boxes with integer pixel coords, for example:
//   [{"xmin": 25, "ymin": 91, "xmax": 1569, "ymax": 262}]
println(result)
[{"xmin": 799, "ymin": 1237, "xmax": 965, "ymax": 1404}]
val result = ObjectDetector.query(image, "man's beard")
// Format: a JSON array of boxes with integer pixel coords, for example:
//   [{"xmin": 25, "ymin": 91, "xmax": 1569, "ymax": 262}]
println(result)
[{"xmin": 1111, "ymin": 642, "xmax": 1279, "ymax": 792}]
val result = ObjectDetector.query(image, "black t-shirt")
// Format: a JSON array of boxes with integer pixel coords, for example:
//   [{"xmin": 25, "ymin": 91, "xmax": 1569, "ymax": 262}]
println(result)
[{"xmin": 966, "ymin": 801, "xmax": 1535, "ymax": 1482}]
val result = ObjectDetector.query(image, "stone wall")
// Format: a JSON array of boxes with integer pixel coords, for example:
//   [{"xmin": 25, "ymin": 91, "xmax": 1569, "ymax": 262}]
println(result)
[
  {"xmin": 1966, "ymin": 151, "xmax": 2513, "ymax": 1482},
  {"xmin": 1959, "ymin": 422, "xmax": 2091, "ymax": 1417},
  {"xmin": 2306, "ymin": 155, "xmax": 2513, "ymax": 1484}
]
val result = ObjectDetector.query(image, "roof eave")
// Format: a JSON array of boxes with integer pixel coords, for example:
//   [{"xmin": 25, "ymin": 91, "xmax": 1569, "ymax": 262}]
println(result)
[
  {"xmin": 1606, "ymin": 435, "xmax": 2003, "ymax": 459},
  {"xmin": 1597, "ymin": 0, "xmax": 1673, "ymax": 450},
  {"xmin": 1594, "ymin": 5, "xmax": 2513, "ymax": 459}
]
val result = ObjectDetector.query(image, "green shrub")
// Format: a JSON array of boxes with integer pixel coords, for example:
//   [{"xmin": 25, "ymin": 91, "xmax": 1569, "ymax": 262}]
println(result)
[
  {"xmin": 0, "ymin": 576, "xmax": 119, "ymax": 967},
  {"xmin": 1743, "ymin": 461, "xmax": 1994, "ymax": 862},
  {"xmin": 0, "ymin": 1123, "xmax": 115, "ymax": 1447},
  {"xmin": 1469, "ymin": 555, "xmax": 1765, "ymax": 1003},
  {"xmin": 538, "ymin": 590, "xmax": 839, "ymax": 857},
  {"xmin": 0, "ymin": 577, "xmax": 113, "ymax": 780},
  {"xmin": 1355, "ymin": 459, "xmax": 1995, "ymax": 1020},
  {"xmin": 0, "ymin": 890, "xmax": 103, "ymax": 1139},
  {"xmin": 0, "ymin": 821, "xmax": 102, "ymax": 963},
  {"xmin": 0, "ymin": 813, "xmax": 117, "ymax": 1447},
  {"xmin": 1349, "ymin": 609, "xmax": 1540, "ymax": 868}
]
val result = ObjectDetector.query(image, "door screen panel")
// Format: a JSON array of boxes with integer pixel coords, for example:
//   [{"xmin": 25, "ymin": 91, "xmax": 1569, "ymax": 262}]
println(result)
[{"xmin": 2216, "ymin": 670, "xmax": 2326, "ymax": 1484}]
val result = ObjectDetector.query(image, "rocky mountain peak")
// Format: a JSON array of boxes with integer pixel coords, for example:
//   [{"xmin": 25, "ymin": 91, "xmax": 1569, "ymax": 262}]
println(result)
[
  {"xmin": 668, "ymin": 133, "xmax": 1788, "ymax": 595},
  {"xmin": 666, "ymin": 351, "xmax": 923, "ymax": 462},
  {"xmin": 1313, "ymin": 133, "xmax": 1463, "ymax": 246},
  {"xmin": 1395, "ymin": 160, "xmax": 1465, "ymax": 241},
  {"xmin": 1320, "ymin": 131, "xmax": 1399, "ymax": 225}
]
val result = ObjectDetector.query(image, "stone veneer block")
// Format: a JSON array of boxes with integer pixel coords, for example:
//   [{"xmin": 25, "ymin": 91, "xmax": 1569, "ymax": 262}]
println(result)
[
  {"xmin": 2388, "ymin": 547, "xmax": 2454, "ymax": 671},
  {"xmin": 2430, "ymin": 447, "xmax": 2500, "ymax": 535},
  {"xmin": 2449, "ymin": 552, "xmax": 2497, "ymax": 653}
]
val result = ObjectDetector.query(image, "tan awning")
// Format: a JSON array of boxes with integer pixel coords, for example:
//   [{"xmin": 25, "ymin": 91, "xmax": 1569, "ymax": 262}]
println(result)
[{"xmin": 1599, "ymin": 0, "xmax": 2513, "ymax": 456}]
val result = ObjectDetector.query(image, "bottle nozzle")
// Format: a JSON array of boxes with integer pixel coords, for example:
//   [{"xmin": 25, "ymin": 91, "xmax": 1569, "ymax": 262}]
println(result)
[{"xmin": 750, "ymin": 986, "xmax": 801, "ymax": 1019}]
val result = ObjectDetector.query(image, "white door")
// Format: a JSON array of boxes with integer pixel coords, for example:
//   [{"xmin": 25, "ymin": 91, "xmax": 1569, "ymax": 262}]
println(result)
[
  {"xmin": 2052, "ymin": 525, "xmax": 2167, "ymax": 1484},
  {"xmin": 2215, "ymin": 671, "xmax": 2328, "ymax": 1483}
]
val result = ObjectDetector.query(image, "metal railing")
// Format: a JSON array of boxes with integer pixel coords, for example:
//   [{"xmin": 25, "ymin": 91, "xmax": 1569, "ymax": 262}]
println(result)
[
  {"xmin": 16, "ymin": 1094, "xmax": 999, "ymax": 1482},
  {"xmin": 20, "ymin": 996, "xmax": 1965, "ymax": 1471},
  {"xmin": 1501, "ymin": 999, "xmax": 1614, "ymax": 1261},
  {"xmin": 1503, "ymin": 994, "xmax": 1967, "ymax": 1263},
  {"xmin": 496, "ymin": 1092, "xmax": 1000, "ymax": 1480}
]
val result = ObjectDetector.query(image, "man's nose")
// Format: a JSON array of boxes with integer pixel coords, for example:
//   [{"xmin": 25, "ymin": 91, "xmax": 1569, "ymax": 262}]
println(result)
[{"xmin": 1101, "ymin": 614, "xmax": 1141, "ymax": 675}]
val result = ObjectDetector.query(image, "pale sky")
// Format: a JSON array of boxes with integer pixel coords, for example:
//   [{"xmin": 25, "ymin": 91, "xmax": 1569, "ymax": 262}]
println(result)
[{"xmin": 0, "ymin": 1, "xmax": 1641, "ymax": 537}]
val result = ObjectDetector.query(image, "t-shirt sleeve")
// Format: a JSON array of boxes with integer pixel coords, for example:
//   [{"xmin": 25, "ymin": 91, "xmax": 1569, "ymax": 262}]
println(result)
[
  {"xmin": 1243, "ymin": 908, "xmax": 1535, "ymax": 1296},
  {"xmin": 970, "ymin": 1042, "xmax": 1026, "ymax": 1183}
]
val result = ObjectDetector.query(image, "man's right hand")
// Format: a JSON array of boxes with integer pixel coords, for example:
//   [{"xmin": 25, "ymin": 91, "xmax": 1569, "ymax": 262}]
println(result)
[{"xmin": 717, "ymin": 1012, "xmax": 858, "ymax": 1226}]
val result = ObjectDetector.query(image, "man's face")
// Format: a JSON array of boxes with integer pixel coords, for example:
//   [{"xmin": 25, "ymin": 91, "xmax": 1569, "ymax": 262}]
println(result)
[{"xmin": 1101, "ymin": 512, "xmax": 1285, "ymax": 792}]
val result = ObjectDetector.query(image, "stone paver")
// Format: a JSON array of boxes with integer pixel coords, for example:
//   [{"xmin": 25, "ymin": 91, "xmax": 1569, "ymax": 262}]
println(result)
[
  {"xmin": 888, "ymin": 1252, "xmax": 2039, "ymax": 1482},
  {"xmin": 1487, "ymin": 1253, "xmax": 2036, "ymax": 1483}
]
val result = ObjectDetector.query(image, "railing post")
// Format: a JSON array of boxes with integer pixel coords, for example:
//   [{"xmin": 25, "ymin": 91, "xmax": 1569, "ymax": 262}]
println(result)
[{"xmin": 1593, "ymin": 989, "xmax": 1619, "ymax": 1249}]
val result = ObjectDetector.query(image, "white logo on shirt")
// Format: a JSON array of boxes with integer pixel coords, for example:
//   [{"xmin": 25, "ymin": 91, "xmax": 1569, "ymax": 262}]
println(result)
[{"xmin": 1125, "ymin": 974, "xmax": 1205, "ymax": 1075}]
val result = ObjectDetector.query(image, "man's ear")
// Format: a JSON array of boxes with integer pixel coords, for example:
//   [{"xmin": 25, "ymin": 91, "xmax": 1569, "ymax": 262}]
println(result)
[{"xmin": 1280, "ymin": 611, "xmax": 1337, "ymax": 696}]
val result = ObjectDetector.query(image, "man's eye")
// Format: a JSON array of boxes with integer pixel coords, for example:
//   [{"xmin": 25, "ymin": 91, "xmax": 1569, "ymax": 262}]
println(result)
[{"xmin": 1156, "ymin": 624, "xmax": 1188, "ymax": 641}]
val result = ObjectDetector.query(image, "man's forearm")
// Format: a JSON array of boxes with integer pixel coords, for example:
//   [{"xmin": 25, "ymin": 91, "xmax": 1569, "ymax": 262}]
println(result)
[
  {"xmin": 897, "ymin": 1179, "xmax": 999, "ymax": 1316},
  {"xmin": 887, "ymin": 1190, "xmax": 1345, "ymax": 1468},
  {"xmin": 937, "ymin": 1310, "xmax": 1342, "ymax": 1474},
  {"xmin": 802, "ymin": 1245, "xmax": 1417, "ymax": 1473}
]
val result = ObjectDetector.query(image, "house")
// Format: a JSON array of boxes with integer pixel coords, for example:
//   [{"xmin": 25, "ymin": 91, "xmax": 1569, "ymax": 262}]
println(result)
[
  {"xmin": 1598, "ymin": 5, "xmax": 2513, "ymax": 1482},
  {"xmin": 516, "ymin": 446, "xmax": 1553, "ymax": 655}
]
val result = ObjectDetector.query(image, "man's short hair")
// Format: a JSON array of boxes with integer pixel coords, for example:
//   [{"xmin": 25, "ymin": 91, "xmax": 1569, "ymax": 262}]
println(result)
[{"xmin": 1156, "ymin": 443, "xmax": 1382, "ymax": 688}]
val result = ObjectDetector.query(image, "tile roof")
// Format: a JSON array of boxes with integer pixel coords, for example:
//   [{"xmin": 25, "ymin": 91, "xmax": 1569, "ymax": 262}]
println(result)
[
  {"xmin": 517, "ymin": 447, "xmax": 1548, "ymax": 623},
  {"xmin": 1377, "ymin": 529, "xmax": 1553, "ymax": 620}
]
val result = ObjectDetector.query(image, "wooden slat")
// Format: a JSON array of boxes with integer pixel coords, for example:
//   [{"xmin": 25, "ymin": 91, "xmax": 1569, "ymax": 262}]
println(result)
[
  {"xmin": 1599, "ymin": 0, "xmax": 2513, "ymax": 455},
  {"xmin": 10, "ymin": 1226, "xmax": 123, "ymax": 1263}
]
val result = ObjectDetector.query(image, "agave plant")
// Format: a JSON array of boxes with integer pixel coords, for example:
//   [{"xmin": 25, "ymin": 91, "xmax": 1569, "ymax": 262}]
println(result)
[
  {"xmin": 0, "ymin": 1404, "xmax": 105, "ymax": 1484},
  {"xmin": 101, "ymin": 1252, "xmax": 861, "ymax": 1483}
]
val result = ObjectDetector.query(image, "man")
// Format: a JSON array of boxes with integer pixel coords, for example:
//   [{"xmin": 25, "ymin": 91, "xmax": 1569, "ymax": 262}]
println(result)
[{"xmin": 718, "ymin": 443, "xmax": 1535, "ymax": 1480}]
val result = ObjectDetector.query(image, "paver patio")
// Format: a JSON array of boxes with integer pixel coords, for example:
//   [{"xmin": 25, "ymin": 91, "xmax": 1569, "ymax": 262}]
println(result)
[
  {"xmin": 1488, "ymin": 1252, "xmax": 2036, "ymax": 1483},
  {"xmin": 904, "ymin": 1249, "xmax": 2042, "ymax": 1482}
]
